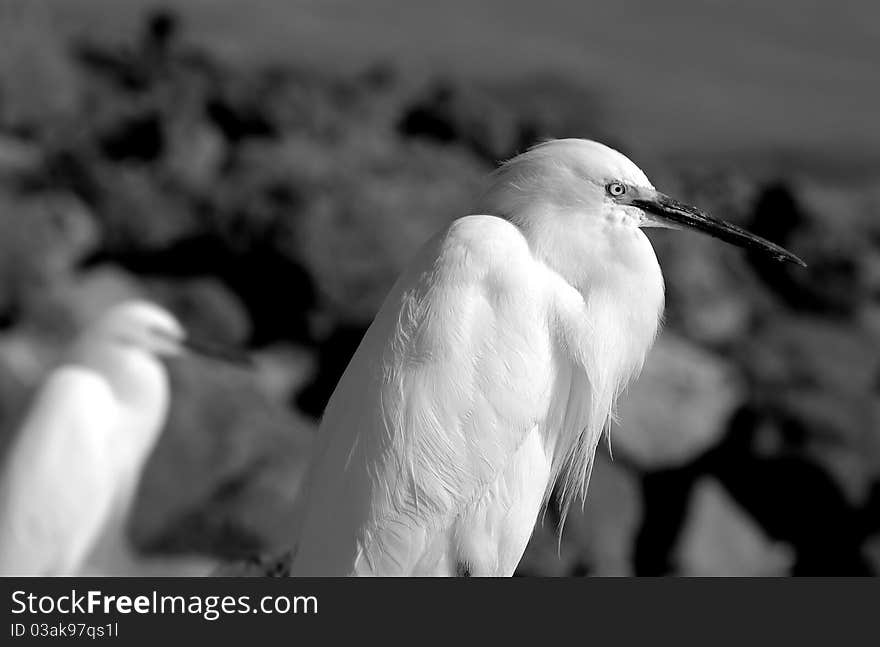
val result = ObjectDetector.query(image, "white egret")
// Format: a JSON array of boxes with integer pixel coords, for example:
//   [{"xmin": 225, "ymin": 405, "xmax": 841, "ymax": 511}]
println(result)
[
  {"xmin": 0, "ymin": 300, "xmax": 250, "ymax": 576},
  {"xmin": 290, "ymin": 139, "xmax": 803, "ymax": 576}
]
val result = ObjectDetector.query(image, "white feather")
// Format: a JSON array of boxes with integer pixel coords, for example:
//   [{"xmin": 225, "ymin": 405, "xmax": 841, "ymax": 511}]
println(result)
[
  {"xmin": 0, "ymin": 301, "xmax": 186, "ymax": 576},
  {"xmin": 291, "ymin": 140, "xmax": 665, "ymax": 576}
]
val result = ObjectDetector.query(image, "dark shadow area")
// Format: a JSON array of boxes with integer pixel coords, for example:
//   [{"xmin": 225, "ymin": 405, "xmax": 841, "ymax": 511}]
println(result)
[
  {"xmin": 294, "ymin": 323, "xmax": 367, "ymax": 418},
  {"xmin": 705, "ymin": 405, "xmax": 872, "ymax": 575},
  {"xmin": 397, "ymin": 81, "xmax": 544, "ymax": 164},
  {"xmin": 634, "ymin": 463, "xmax": 704, "ymax": 576},
  {"xmin": 633, "ymin": 404, "xmax": 876, "ymax": 576},
  {"xmin": 83, "ymin": 235, "xmax": 317, "ymax": 348},
  {"xmin": 746, "ymin": 182, "xmax": 863, "ymax": 315}
]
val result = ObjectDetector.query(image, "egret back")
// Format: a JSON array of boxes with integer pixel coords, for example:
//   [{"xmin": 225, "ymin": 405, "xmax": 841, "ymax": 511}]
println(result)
[
  {"xmin": 293, "ymin": 216, "xmax": 582, "ymax": 575},
  {"xmin": 71, "ymin": 343, "xmax": 172, "ymax": 576},
  {"xmin": 0, "ymin": 368, "xmax": 118, "ymax": 576}
]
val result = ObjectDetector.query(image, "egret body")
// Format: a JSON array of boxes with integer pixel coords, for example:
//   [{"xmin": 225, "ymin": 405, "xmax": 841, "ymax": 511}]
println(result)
[
  {"xmin": 291, "ymin": 139, "xmax": 803, "ymax": 576},
  {"xmin": 0, "ymin": 300, "xmax": 244, "ymax": 576}
]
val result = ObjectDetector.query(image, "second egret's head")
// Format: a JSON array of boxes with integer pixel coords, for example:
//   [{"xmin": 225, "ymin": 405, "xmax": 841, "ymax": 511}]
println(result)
[
  {"xmin": 92, "ymin": 301, "xmax": 186, "ymax": 357},
  {"xmin": 478, "ymin": 139, "xmax": 804, "ymax": 284},
  {"xmin": 89, "ymin": 300, "xmax": 251, "ymax": 365}
]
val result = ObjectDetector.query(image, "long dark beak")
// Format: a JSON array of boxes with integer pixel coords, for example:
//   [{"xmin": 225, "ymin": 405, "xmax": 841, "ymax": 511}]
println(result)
[
  {"xmin": 182, "ymin": 336, "xmax": 254, "ymax": 367},
  {"xmin": 631, "ymin": 191, "xmax": 806, "ymax": 267}
]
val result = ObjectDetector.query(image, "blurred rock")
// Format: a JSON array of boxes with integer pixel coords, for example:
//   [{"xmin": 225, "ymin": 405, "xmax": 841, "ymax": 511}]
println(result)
[
  {"xmin": 808, "ymin": 443, "xmax": 876, "ymax": 508},
  {"xmin": 85, "ymin": 234, "xmax": 318, "ymax": 348},
  {"xmin": 739, "ymin": 316, "xmax": 879, "ymax": 501},
  {"xmin": 294, "ymin": 323, "xmax": 366, "ymax": 418},
  {"xmin": 397, "ymin": 81, "xmax": 528, "ymax": 163},
  {"xmin": 131, "ymin": 357, "xmax": 314, "ymax": 558},
  {"xmin": 706, "ymin": 405, "xmax": 873, "ymax": 575},
  {"xmin": 870, "ymin": 398, "xmax": 880, "ymax": 476},
  {"xmin": 163, "ymin": 119, "xmax": 226, "ymax": 192},
  {"xmin": 0, "ymin": 190, "xmax": 100, "ymax": 316},
  {"xmin": 515, "ymin": 518, "xmax": 576, "ymax": 577},
  {"xmin": 359, "ymin": 62, "xmax": 397, "ymax": 93},
  {"xmin": 557, "ymin": 450, "xmax": 642, "ymax": 576},
  {"xmin": 745, "ymin": 181, "xmax": 878, "ymax": 315},
  {"xmin": 98, "ymin": 112, "xmax": 164, "ymax": 162},
  {"xmin": 206, "ymin": 90, "xmax": 277, "ymax": 144},
  {"xmin": 633, "ymin": 462, "xmax": 704, "ymax": 575},
  {"xmin": 89, "ymin": 164, "xmax": 199, "ymax": 250},
  {"xmin": 615, "ymin": 333, "xmax": 743, "ymax": 469},
  {"xmin": 675, "ymin": 478, "xmax": 794, "ymax": 576},
  {"xmin": 861, "ymin": 249, "xmax": 880, "ymax": 305},
  {"xmin": 0, "ymin": 340, "xmax": 38, "ymax": 455},
  {"xmin": 518, "ymin": 452, "xmax": 643, "ymax": 576},
  {"xmin": 646, "ymin": 171, "xmax": 769, "ymax": 345},
  {"xmin": 252, "ymin": 344, "xmax": 315, "ymax": 404},
  {"xmin": 0, "ymin": 2, "xmax": 82, "ymax": 128},
  {"xmin": 864, "ymin": 534, "xmax": 880, "ymax": 575},
  {"xmin": 177, "ymin": 446, "xmax": 308, "ymax": 555},
  {"xmin": 0, "ymin": 322, "xmax": 67, "ymax": 393},
  {"xmin": 775, "ymin": 387, "xmax": 874, "ymax": 448},
  {"xmin": 648, "ymin": 230, "xmax": 756, "ymax": 347},
  {"xmin": 293, "ymin": 139, "xmax": 484, "ymax": 322},
  {"xmin": 73, "ymin": 7, "xmax": 190, "ymax": 94},
  {"xmin": 674, "ymin": 169, "xmax": 757, "ymax": 225},
  {"xmin": 37, "ymin": 193, "xmax": 100, "ymax": 274},
  {"xmin": 858, "ymin": 303, "xmax": 880, "ymax": 343},
  {"xmin": 744, "ymin": 316, "xmax": 879, "ymax": 395},
  {"xmin": 486, "ymin": 74, "xmax": 609, "ymax": 148},
  {"xmin": 0, "ymin": 134, "xmax": 43, "ymax": 177},
  {"xmin": 145, "ymin": 277, "xmax": 251, "ymax": 346}
]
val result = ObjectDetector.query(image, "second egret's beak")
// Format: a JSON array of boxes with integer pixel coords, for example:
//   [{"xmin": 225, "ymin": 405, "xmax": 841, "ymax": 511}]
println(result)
[
  {"xmin": 630, "ymin": 191, "xmax": 806, "ymax": 267},
  {"xmin": 182, "ymin": 336, "xmax": 254, "ymax": 367}
]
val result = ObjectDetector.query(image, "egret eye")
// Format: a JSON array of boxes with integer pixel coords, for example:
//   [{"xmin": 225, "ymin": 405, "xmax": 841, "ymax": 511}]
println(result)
[{"xmin": 606, "ymin": 182, "xmax": 627, "ymax": 197}]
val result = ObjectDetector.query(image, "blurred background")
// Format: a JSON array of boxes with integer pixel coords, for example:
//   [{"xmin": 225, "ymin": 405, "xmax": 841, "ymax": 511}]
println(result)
[{"xmin": 0, "ymin": 0, "xmax": 878, "ymax": 576}]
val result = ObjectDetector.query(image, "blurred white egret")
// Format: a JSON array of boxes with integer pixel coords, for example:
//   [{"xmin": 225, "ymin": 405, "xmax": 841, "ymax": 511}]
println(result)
[
  {"xmin": 291, "ymin": 139, "xmax": 803, "ymax": 576},
  {"xmin": 0, "ymin": 300, "xmax": 250, "ymax": 576}
]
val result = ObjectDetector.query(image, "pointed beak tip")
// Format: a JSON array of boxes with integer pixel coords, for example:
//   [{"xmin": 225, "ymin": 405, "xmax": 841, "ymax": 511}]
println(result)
[
  {"xmin": 634, "ymin": 193, "xmax": 807, "ymax": 270},
  {"xmin": 770, "ymin": 249, "xmax": 807, "ymax": 268}
]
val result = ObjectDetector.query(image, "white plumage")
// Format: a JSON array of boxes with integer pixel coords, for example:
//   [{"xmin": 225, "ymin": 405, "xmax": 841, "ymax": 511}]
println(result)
[
  {"xmin": 0, "ymin": 301, "xmax": 215, "ymax": 576},
  {"xmin": 291, "ymin": 139, "xmax": 803, "ymax": 576},
  {"xmin": 291, "ymin": 141, "xmax": 660, "ymax": 576}
]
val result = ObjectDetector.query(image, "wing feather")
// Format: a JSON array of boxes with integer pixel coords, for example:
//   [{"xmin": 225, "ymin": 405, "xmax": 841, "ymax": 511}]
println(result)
[{"xmin": 293, "ymin": 216, "xmax": 561, "ymax": 574}]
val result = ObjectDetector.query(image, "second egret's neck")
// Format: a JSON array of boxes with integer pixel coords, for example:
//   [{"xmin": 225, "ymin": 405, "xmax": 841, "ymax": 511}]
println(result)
[
  {"xmin": 66, "ymin": 341, "xmax": 171, "ymax": 573},
  {"xmin": 70, "ymin": 340, "xmax": 170, "ymax": 446}
]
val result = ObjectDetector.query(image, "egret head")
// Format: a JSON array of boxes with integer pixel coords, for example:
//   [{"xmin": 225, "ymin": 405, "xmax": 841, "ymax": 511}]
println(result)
[
  {"xmin": 478, "ymin": 139, "xmax": 804, "ymax": 284},
  {"xmin": 89, "ymin": 300, "xmax": 251, "ymax": 365}
]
